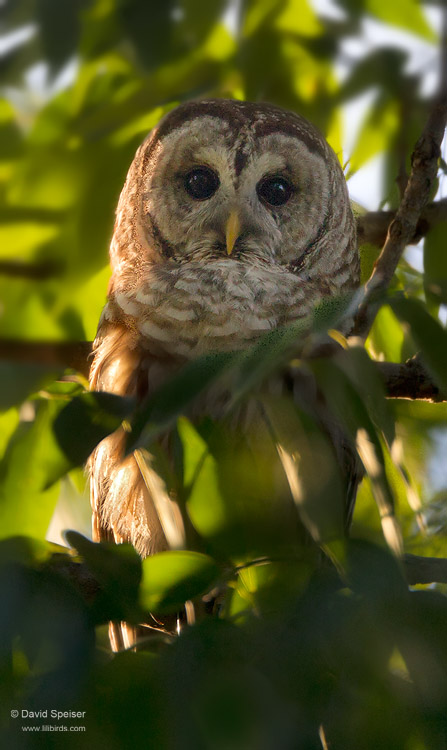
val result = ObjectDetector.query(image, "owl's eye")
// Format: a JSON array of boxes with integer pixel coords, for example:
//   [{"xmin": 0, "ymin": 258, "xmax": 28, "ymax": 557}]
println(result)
[
  {"xmin": 257, "ymin": 176, "xmax": 293, "ymax": 207},
  {"xmin": 184, "ymin": 167, "xmax": 220, "ymax": 200}
]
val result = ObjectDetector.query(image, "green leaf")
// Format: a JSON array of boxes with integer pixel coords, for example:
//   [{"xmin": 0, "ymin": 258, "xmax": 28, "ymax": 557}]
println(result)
[
  {"xmin": 230, "ymin": 293, "xmax": 354, "ymax": 404},
  {"xmin": 339, "ymin": 49, "xmax": 407, "ymax": 103},
  {"xmin": 367, "ymin": 305, "xmax": 404, "ymax": 363},
  {"xmin": 229, "ymin": 318, "xmax": 310, "ymax": 404},
  {"xmin": 347, "ymin": 94, "xmax": 399, "ymax": 176},
  {"xmin": 0, "ymin": 362, "xmax": 64, "ymax": 412},
  {"xmin": 274, "ymin": 0, "xmax": 322, "ymax": 37},
  {"xmin": 366, "ymin": 0, "xmax": 436, "ymax": 41},
  {"xmin": 0, "ymin": 222, "xmax": 60, "ymax": 261},
  {"xmin": 139, "ymin": 550, "xmax": 219, "ymax": 613},
  {"xmin": 393, "ymin": 399, "xmax": 447, "ymax": 426},
  {"xmin": 312, "ymin": 293, "xmax": 357, "ymax": 333},
  {"xmin": 54, "ymin": 391, "xmax": 135, "ymax": 468},
  {"xmin": 0, "ymin": 407, "xmax": 19, "ymax": 457},
  {"xmin": 336, "ymin": 345, "xmax": 395, "ymax": 445},
  {"xmin": 65, "ymin": 530, "xmax": 142, "ymax": 622},
  {"xmin": 178, "ymin": 416, "xmax": 228, "ymax": 541},
  {"xmin": 360, "ymin": 242, "xmax": 381, "ymax": 285},
  {"xmin": 128, "ymin": 352, "xmax": 236, "ymax": 451},
  {"xmin": 311, "ymin": 358, "xmax": 381, "ymax": 448},
  {"xmin": 0, "ymin": 98, "xmax": 23, "ymax": 159},
  {"xmin": 0, "ymin": 279, "xmax": 66, "ymax": 340},
  {"xmin": 179, "ymin": 416, "xmax": 302, "ymax": 559},
  {"xmin": 128, "ymin": 291, "xmax": 355, "ymax": 454},
  {"xmin": 390, "ymin": 296, "xmax": 447, "ymax": 396},
  {"xmin": 38, "ymin": 379, "xmax": 86, "ymax": 399},
  {"xmin": 177, "ymin": 0, "xmax": 228, "ymax": 48},
  {"xmin": 72, "ymin": 264, "xmax": 110, "ymax": 341},
  {"xmin": 6, "ymin": 398, "xmax": 77, "ymax": 490},
  {"xmin": 0, "ymin": 401, "xmax": 63, "ymax": 540},
  {"xmin": 401, "ymin": 590, "xmax": 447, "ymax": 706},
  {"xmin": 0, "ymin": 535, "xmax": 63, "ymax": 566},
  {"xmin": 7, "ymin": 148, "xmax": 86, "ymax": 210},
  {"xmin": 310, "ymin": 357, "xmax": 401, "ymax": 552},
  {"xmin": 35, "ymin": 0, "xmax": 83, "ymax": 76},
  {"xmin": 424, "ymin": 221, "xmax": 447, "ymax": 309},
  {"xmin": 118, "ymin": 2, "xmax": 176, "ymax": 69},
  {"xmin": 259, "ymin": 395, "xmax": 347, "ymax": 544},
  {"xmin": 2, "ymin": 389, "xmax": 129, "ymax": 497},
  {"xmin": 242, "ymin": 0, "xmax": 283, "ymax": 37},
  {"xmin": 346, "ymin": 539, "xmax": 408, "ymax": 609}
]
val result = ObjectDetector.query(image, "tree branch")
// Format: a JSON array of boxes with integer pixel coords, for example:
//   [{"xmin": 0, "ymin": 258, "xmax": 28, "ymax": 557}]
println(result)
[
  {"xmin": 46, "ymin": 551, "xmax": 447, "ymax": 601},
  {"xmin": 356, "ymin": 198, "xmax": 447, "ymax": 247},
  {"xmin": 0, "ymin": 340, "xmax": 445, "ymax": 401},
  {"xmin": 353, "ymin": 15, "xmax": 447, "ymax": 338},
  {"xmin": 403, "ymin": 553, "xmax": 447, "ymax": 586},
  {"xmin": 0, "ymin": 259, "xmax": 64, "ymax": 280},
  {"xmin": 0, "ymin": 339, "xmax": 92, "ymax": 377},
  {"xmin": 377, "ymin": 355, "xmax": 444, "ymax": 402}
]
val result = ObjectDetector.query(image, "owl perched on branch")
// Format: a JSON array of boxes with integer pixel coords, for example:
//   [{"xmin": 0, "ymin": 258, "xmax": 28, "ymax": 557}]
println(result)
[{"xmin": 89, "ymin": 99, "xmax": 359, "ymax": 650}]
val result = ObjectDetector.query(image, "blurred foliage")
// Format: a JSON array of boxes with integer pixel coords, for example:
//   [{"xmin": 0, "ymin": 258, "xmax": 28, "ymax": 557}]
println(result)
[{"xmin": 0, "ymin": 0, "xmax": 446, "ymax": 747}]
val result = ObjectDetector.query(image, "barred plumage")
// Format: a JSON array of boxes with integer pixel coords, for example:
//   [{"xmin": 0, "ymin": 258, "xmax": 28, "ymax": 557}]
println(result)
[{"xmin": 89, "ymin": 99, "xmax": 360, "ymax": 650}]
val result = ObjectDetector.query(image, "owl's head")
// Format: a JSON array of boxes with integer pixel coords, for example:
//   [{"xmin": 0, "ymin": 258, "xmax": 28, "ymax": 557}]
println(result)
[{"xmin": 111, "ymin": 99, "xmax": 357, "ymax": 292}]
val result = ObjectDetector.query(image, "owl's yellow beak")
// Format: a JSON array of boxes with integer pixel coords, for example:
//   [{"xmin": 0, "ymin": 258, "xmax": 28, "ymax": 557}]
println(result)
[{"xmin": 225, "ymin": 211, "xmax": 241, "ymax": 256}]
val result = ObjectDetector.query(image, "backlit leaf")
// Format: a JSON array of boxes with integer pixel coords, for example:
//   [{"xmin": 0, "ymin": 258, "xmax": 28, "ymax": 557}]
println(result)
[
  {"xmin": 367, "ymin": 305, "xmax": 404, "ymax": 363},
  {"xmin": 347, "ymin": 94, "xmax": 399, "ymax": 177},
  {"xmin": 140, "ymin": 550, "xmax": 219, "ymax": 613},
  {"xmin": 366, "ymin": 0, "xmax": 436, "ymax": 41},
  {"xmin": 274, "ymin": 0, "xmax": 322, "ymax": 37},
  {"xmin": 0, "ymin": 401, "xmax": 63, "ymax": 539}
]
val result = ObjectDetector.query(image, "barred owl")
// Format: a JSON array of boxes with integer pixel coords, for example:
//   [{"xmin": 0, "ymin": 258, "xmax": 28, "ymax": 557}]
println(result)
[{"xmin": 89, "ymin": 99, "xmax": 359, "ymax": 649}]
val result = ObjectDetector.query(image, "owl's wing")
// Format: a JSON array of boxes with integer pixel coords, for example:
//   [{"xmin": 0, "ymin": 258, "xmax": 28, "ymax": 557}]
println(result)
[
  {"xmin": 89, "ymin": 315, "xmax": 168, "ymax": 553},
  {"xmin": 89, "ymin": 314, "xmax": 171, "ymax": 650}
]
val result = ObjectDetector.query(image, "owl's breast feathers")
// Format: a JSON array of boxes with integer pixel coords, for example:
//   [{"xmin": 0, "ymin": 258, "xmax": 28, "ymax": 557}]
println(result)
[
  {"xmin": 105, "ymin": 257, "xmax": 337, "ymax": 359},
  {"xmin": 89, "ymin": 100, "xmax": 361, "ymax": 615}
]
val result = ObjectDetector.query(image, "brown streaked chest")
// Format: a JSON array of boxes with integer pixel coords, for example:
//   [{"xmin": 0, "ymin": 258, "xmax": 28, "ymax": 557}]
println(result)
[{"xmin": 109, "ymin": 258, "xmax": 324, "ymax": 359}]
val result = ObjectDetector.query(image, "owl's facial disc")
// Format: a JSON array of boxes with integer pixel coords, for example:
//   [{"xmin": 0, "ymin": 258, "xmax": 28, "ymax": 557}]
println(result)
[
  {"xmin": 111, "ymin": 100, "xmax": 358, "ymax": 318},
  {"xmin": 142, "ymin": 113, "xmax": 335, "ymax": 266}
]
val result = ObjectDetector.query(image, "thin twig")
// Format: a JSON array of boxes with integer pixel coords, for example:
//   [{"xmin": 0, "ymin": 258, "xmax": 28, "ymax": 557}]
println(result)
[
  {"xmin": 0, "ymin": 339, "xmax": 92, "ymax": 376},
  {"xmin": 353, "ymin": 13, "xmax": 447, "ymax": 338}
]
